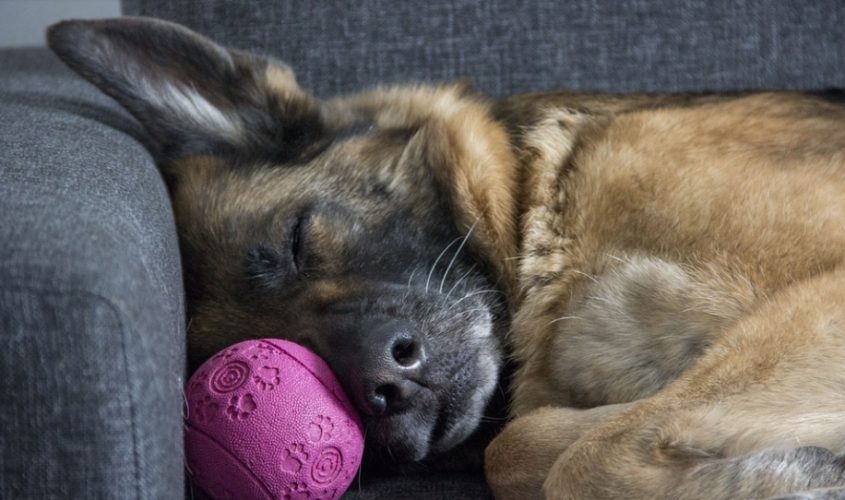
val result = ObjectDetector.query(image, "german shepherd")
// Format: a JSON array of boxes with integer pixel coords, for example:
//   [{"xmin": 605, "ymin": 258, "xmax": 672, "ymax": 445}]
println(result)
[{"xmin": 49, "ymin": 17, "xmax": 845, "ymax": 499}]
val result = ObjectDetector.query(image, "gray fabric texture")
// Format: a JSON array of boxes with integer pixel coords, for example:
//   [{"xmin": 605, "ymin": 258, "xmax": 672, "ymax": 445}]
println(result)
[
  {"xmin": 0, "ymin": 47, "xmax": 185, "ymax": 499},
  {"xmin": 342, "ymin": 473, "xmax": 492, "ymax": 499},
  {"xmin": 123, "ymin": 0, "xmax": 845, "ymax": 98}
]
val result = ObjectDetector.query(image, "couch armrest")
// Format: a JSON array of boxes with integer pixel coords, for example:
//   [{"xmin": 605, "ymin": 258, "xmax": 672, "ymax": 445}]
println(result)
[{"xmin": 0, "ymin": 48, "xmax": 185, "ymax": 499}]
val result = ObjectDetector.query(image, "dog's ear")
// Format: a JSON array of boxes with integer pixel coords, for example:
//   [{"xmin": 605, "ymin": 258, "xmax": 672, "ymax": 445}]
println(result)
[
  {"xmin": 47, "ymin": 17, "xmax": 326, "ymax": 163},
  {"xmin": 344, "ymin": 85, "xmax": 521, "ymax": 293}
]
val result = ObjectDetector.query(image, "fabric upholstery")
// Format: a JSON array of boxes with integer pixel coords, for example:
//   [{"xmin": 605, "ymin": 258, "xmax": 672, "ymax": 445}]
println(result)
[
  {"xmin": 7, "ymin": 1, "xmax": 837, "ymax": 498},
  {"xmin": 0, "ymin": 48, "xmax": 185, "ymax": 499},
  {"xmin": 342, "ymin": 473, "xmax": 492, "ymax": 499},
  {"xmin": 123, "ymin": 0, "xmax": 845, "ymax": 98}
]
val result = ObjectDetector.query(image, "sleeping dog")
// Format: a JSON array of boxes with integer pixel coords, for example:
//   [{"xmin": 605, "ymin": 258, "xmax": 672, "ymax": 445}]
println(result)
[{"xmin": 49, "ymin": 17, "xmax": 845, "ymax": 499}]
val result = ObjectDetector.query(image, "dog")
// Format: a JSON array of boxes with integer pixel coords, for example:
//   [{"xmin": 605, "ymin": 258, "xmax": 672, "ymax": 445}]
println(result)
[{"xmin": 49, "ymin": 17, "xmax": 845, "ymax": 499}]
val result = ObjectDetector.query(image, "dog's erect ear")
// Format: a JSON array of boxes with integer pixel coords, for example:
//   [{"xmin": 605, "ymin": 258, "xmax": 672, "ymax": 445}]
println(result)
[
  {"xmin": 339, "ymin": 85, "xmax": 520, "ymax": 293},
  {"xmin": 47, "ymin": 17, "xmax": 326, "ymax": 163}
]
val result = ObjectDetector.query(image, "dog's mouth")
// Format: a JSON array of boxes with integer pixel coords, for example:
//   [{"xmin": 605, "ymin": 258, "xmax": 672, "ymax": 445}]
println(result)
[
  {"xmin": 364, "ymin": 321, "xmax": 500, "ymax": 462},
  {"xmin": 309, "ymin": 284, "xmax": 503, "ymax": 463}
]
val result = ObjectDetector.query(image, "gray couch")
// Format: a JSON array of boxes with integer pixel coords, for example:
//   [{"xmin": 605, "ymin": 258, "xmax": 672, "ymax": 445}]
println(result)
[{"xmin": 2, "ymin": 1, "xmax": 844, "ymax": 498}]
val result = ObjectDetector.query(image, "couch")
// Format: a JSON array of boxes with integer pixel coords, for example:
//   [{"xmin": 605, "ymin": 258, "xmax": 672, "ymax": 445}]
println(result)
[{"xmin": 2, "ymin": 1, "xmax": 844, "ymax": 498}]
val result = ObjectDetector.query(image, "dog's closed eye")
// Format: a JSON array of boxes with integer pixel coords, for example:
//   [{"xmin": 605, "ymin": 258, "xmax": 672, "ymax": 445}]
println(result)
[
  {"xmin": 244, "ymin": 208, "xmax": 314, "ymax": 291},
  {"xmin": 244, "ymin": 244, "xmax": 291, "ymax": 290},
  {"xmin": 290, "ymin": 213, "xmax": 307, "ymax": 273}
]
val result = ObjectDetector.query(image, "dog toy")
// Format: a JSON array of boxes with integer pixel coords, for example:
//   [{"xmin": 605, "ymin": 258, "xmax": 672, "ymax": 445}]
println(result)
[{"xmin": 185, "ymin": 339, "xmax": 364, "ymax": 500}]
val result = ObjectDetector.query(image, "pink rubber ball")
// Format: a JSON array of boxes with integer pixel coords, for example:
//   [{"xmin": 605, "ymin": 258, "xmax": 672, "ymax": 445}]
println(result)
[{"xmin": 185, "ymin": 339, "xmax": 364, "ymax": 500}]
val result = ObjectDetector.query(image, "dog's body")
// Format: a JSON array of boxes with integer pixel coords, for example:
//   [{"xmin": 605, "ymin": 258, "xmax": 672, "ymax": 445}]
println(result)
[
  {"xmin": 487, "ymin": 91, "xmax": 845, "ymax": 498},
  {"xmin": 49, "ymin": 17, "xmax": 845, "ymax": 499}
]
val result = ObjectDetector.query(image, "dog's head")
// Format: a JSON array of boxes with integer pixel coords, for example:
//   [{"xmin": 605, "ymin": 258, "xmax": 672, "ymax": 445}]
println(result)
[{"xmin": 48, "ymin": 17, "xmax": 519, "ymax": 462}]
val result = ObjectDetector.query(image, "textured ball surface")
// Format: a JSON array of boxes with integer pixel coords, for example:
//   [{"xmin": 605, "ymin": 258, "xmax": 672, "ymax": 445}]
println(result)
[{"xmin": 185, "ymin": 339, "xmax": 364, "ymax": 500}]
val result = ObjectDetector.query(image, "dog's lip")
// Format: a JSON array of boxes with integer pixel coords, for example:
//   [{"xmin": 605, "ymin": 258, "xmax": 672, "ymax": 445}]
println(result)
[
  {"xmin": 363, "ymin": 342, "xmax": 499, "ymax": 462},
  {"xmin": 363, "ymin": 392, "xmax": 487, "ymax": 463},
  {"xmin": 364, "ymin": 399, "xmax": 438, "ymax": 461},
  {"xmin": 356, "ymin": 380, "xmax": 460, "ymax": 462}
]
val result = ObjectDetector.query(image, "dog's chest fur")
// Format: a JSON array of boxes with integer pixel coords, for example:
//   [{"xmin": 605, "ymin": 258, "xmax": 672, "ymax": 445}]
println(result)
[{"xmin": 501, "ymin": 94, "xmax": 845, "ymax": 415}]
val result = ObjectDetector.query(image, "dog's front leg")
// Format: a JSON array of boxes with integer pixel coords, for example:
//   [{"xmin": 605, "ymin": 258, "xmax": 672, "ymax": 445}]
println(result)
[
  {"xmin": 542, "ymin": 404, "xmax": 845, "ymax": 500},
  {"xmin": 485, "ymin": 403, "xmax": 634, "ymax": 499},
  {"xmin": 541, "ymin": 267, "xmax": 845, "ymax": 499}
]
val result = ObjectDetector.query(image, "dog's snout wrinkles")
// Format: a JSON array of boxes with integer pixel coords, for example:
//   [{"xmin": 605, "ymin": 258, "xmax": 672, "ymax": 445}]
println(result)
[{"xmin": 351, "ymin": 320, "xmax": 427, "ymax": 416}]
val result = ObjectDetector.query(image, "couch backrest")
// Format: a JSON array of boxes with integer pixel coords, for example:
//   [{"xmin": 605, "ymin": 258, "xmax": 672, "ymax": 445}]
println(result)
[{"xmin": 123, "ymin": 0, "xmax": 845, "ymax": 98}]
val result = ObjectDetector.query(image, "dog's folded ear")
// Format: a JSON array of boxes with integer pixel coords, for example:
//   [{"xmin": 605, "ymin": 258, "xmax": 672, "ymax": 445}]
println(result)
[{"xmin": 47, "ymin": 17, "xmax": 326, "ymax": 163}]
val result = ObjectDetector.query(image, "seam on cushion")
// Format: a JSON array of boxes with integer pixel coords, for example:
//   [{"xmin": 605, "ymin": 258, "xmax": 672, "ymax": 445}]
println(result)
[{"xmin": 0, "ymin": 283, "xmax": 143, "ymax": 500}]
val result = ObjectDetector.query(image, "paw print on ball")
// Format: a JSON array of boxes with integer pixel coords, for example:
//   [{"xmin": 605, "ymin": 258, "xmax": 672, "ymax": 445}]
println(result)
[
  {"xmin": 282, "ymin": 481, "xmax": 311, "ymax": 500},
  {"xmin": 281, "ymin": 443, "xmax": 309, "ymax": 473},
  {"xmin": 250, "ymin": 341, "xmax": 283, "ymax": 361},
  {"xmin": 225, "ymin": 393, "xmax": 257, "ymax": 420},
  {"xmin": 254, "ymin": 366, "xmax": 282, "ymax": 391},
  {"xmin": 314, "ymin": 488, "xmax": 338, "ymax": 500},
  {"xmin": 189, "ymin": 368, "xmax": 210, "ymax": 392},
  {"xmin": 308, "ymin": 415, "xmax": 335, "ymax": 443},
  {"xmin": 212, "ymin": 345, "xmax": 241, "ymax": 362},
  {"xmin": 191, "ymin": 395, "xmax": 221, "ymax": 423}
]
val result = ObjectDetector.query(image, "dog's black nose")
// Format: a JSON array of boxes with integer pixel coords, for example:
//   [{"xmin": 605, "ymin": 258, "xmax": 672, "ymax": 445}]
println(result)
[{"xmin": 350, "ymin": 320, "xmax": 427, "ymax": 416}]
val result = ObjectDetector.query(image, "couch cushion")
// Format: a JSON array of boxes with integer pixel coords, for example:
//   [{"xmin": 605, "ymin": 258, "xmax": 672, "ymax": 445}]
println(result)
[
  {"xmin": 0, "ymin": 47, "xmax": 185, "ymax": 499},
  {"xmin": 342, "ymin": 472, "xmax": 492, "ymax": 499},
  {"xmin": 123, "ymin": 0, "xmax": 845, "ymax": 97}
]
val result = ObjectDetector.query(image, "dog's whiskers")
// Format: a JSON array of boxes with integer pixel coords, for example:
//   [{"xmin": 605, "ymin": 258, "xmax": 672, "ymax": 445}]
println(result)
[
  {"xmin": 356, "ymin": 427, "xmax": 368, "ymax": 492},
  {"xmin": 446, "ymin": 289, "xmax": 505, "ymax": 313},
  {"xmin": 447, "ymin": 307, "xmax": 490, "ymax": 324},
  {"xmin": 406, "ymin": 266, "xmax": 419, "ymax": 290},
  {"xmin": 426, "ymin": 236, "xmax": 463, "ymax": 293},
  {"xmin": 444, "ymin": 264, "xmax": 478, "ymax": 302},
  {"xmin": 439, "ymin": 218, "xmax": 480, "ymax": 294},
  {"xmin": 401, "ymin": 265, "xmax": 421, "ymax": 303}
]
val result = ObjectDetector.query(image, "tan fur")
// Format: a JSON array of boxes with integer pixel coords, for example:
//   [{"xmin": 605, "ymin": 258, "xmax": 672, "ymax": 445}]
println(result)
[{"xmin": 479, "ymin": 92, "xmax": 845, "ymax": 498}]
